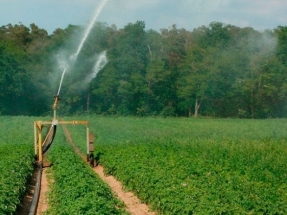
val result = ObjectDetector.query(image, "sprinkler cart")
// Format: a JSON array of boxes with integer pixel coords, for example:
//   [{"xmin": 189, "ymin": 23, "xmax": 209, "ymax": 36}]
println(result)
[{"xmin": 33, "ymin": 95, "xmax": 95, "ymax": 167}]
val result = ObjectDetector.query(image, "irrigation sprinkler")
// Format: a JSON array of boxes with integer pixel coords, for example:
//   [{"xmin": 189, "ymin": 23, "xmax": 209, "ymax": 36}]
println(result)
[
  {"xmin": 34, "ymin": 94, "xmax": 95, "ymax": 166},
  {"xmin": 32, "ymin": 0, "xmax": 110, "ymax": 167}
]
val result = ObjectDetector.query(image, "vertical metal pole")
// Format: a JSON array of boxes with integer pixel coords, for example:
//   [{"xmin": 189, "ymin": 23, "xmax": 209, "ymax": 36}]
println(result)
[
  {"xmin": 86, "ymin": 122, "xmax": 90, "ymax": 161},
  {"xmin": 38, "ymin": 122, "xmax": 43, "ymax": 164},
  {"xmin": 34, "ymin": 122, "xmax": 37, "ymax": 156}
]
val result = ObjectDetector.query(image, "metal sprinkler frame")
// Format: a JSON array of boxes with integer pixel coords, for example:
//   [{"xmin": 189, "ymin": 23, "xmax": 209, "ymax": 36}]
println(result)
[{"xmin": 34, "ymin": 95, "xmax": 95, "ymax": 166}]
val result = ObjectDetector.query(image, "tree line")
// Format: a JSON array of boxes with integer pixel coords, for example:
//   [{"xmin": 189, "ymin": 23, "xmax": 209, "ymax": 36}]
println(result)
[{"xmin": 0, "ymin": 21, "xmax": 287, "ymax": 118}]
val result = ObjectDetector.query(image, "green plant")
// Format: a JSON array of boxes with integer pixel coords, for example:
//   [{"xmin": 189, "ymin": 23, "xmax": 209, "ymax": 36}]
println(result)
[{"xmin": 45, "ymin": 130, "xmax": 128, "ymax": 215}]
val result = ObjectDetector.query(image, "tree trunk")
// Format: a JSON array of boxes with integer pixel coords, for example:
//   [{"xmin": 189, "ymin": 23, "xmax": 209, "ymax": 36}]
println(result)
[
  {"xmin": 147, "ymin": 45, "xmax": 152, "ymax": 60},
  {"xmin": 194, "ymin": 98, "xmax": 201, "ymax": 117}
]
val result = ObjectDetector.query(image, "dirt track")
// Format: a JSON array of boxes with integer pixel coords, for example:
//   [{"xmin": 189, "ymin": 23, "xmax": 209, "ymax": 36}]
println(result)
[{"xmin": 36, "ymin": 167, "xmax": 49, "ymax": 215}]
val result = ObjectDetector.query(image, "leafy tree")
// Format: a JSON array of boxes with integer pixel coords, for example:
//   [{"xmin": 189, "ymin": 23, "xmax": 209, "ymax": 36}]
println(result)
[
  {"xmin": 0, "ymin": 20, "xmax": 286, "ymax": 118},
  {"xmin": 0, "ymin": 43, "xmax": 28, "ymax": 115},
  {"xmin": 275, "ymin": 26, "xmax": 287, "ymax": 65},
  {"xmin": 106, "ymin": 21, "xmax": 148, "ymax": 115},
  {"xmin": 177, "ymin": 43, "xmax": 208, "ymax": 117}
]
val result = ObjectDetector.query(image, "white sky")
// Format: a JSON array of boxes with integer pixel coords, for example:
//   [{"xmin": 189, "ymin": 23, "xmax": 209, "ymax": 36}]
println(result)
[{"xmin": 1, "ymin": 0, "xmax": 286, "ymax": 34}]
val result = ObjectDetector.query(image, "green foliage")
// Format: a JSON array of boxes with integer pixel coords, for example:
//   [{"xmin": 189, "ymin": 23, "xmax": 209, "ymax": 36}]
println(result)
[
  {"xmin": 0, "ymin": 42, "xmax": 29, "ymax": 115},
  {"xmin": 68, "ymin": 116, "xmax": 287, "ymax": 214},
  {"xmin": 0, "ymin": 144, "xmax": 34, "ymax": 215},
  {"xmin": 45, "ymin": 128, "xmax": 128, "ymax": 215},
  {"xmin": 1, "ymin": 21, "xmax": 287, "ymax": 118},
  {"xmin": 0, "ymin": 116, "xmax": 36, "ymax": 214},
  {"xmin": 99, "ymin": 140, "xmax": 287, "ymax": 214}
]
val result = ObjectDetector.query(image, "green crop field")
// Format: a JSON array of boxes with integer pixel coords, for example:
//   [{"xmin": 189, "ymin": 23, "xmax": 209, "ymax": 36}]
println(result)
[
  {"xmin": 1, "ymin": 115, "xmax": 287, "ymax": 214},
  {"xmin": 44, "ymin": 128, "xmax": 128, "ymax": 214},
  {"xmin": 67, "ymin": 116, "xmax": 287, "ymax": 214},
  {"xmin": 0, "ymin": 116, "xmax": 127, "ymax": 214},
  {"xmin": 0, "ymin": 116, "xmax": 35, "ymax": 214}
]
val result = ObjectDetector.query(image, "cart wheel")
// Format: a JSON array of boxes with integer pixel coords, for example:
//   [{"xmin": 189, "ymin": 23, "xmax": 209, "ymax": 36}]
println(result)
[
  {"xmin": 90, "ymin": 157, "xmax": 94, "ymax": 167},
  {"xmin": 89, "ymin": 153, "xmax": 95, "ymax": 167}
]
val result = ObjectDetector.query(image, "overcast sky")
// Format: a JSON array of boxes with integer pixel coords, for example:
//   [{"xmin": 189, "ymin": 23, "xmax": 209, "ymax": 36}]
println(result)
[{"xmin": 1, "ymin": 0, "xmax": 286, "ymax": 34}]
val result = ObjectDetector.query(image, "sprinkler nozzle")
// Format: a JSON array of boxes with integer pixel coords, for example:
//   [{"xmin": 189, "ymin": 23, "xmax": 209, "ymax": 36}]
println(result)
[{"xmin": 53, "ymin": 95, "xmax": 60, "ymax": 110}]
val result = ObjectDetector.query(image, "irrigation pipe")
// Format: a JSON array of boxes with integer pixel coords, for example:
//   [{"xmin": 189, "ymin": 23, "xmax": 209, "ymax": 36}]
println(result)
[{"xmin": 28, "ymin": 164, "xmax": 42, "ymax": 215}]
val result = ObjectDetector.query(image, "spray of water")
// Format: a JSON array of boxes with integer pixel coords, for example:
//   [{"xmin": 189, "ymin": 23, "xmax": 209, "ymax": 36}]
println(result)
[
  {"xmin": 75, "ymin": 0, "xmax": 108, "ymax": 57},
  {"xmin": 54, "ymin": 52, "xmax": 73, "ymax": 95},
  {"xmin": 56, "ymin": 0, "xmax": 108, "ymax": 95},
  {"xmin": 85, "ymin": 51, "xmax": 108, "ymax": 84},
  {"xmin": 57, "ymin": 68, "xmax": 66, "ymax": 95}
]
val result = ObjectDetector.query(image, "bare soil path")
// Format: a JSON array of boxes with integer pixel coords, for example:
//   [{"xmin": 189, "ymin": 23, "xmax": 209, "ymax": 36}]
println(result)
[
  {"xmin": 94, "ymin": 165, "xmax": 156, "ymax": 215},
  {"xmin": 62, "ymin": 125, "xmax": 156, "ymax": 215},
  {"xmin": 36, "ymin": 167, "xmax": 49, "ymax": 215}
]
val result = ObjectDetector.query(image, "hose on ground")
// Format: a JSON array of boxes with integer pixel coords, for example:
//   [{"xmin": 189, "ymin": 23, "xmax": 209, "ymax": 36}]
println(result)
[{"xmin": 28, "ymin": 164, "xmax": 42, "ymax": 215}]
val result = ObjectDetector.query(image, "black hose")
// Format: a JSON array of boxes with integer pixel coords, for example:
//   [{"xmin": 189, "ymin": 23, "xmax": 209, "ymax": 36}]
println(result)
[
  {"xmin": 42, "ymin": 125, "xmax": 57, "ymax": 154},
  {"xmin": 29, "ymin": 124, "xmax": 56, "ymax": 214},
  {"xmin": 28, "ymin": 164, "xmax": 42, "ymax": 215}
]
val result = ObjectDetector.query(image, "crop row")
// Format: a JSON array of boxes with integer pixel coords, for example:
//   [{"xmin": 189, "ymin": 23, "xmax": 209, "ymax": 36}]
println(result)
[
  {"xmin": 45, "ymin": 128, "xmax": 128, "ymax": 215},
  {"xmin": 99, "ymin": 140, "xmax": 287, "ymax": 214},
  {"xmin": 0, "ymin": 116, "xmax": 36, "ymax": 214},
  {"xmin": 67, "ymin": 116, "xmax": 287, "ymax": 214},
  {"xmin": 0, "ymin": 144, "xmax": 34, "ymax": 214}
]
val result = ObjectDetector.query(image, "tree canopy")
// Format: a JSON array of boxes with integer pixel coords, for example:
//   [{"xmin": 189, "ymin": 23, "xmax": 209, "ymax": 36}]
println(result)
[{"xmin": 0, "ymin": 21, "xmax": 286, "ymax": 118}]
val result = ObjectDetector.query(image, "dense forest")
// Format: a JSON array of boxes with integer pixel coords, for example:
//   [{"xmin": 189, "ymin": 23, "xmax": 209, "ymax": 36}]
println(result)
[{"xmin": 0, "ymin": 21, "xmax": 287, "ymax": 118}]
